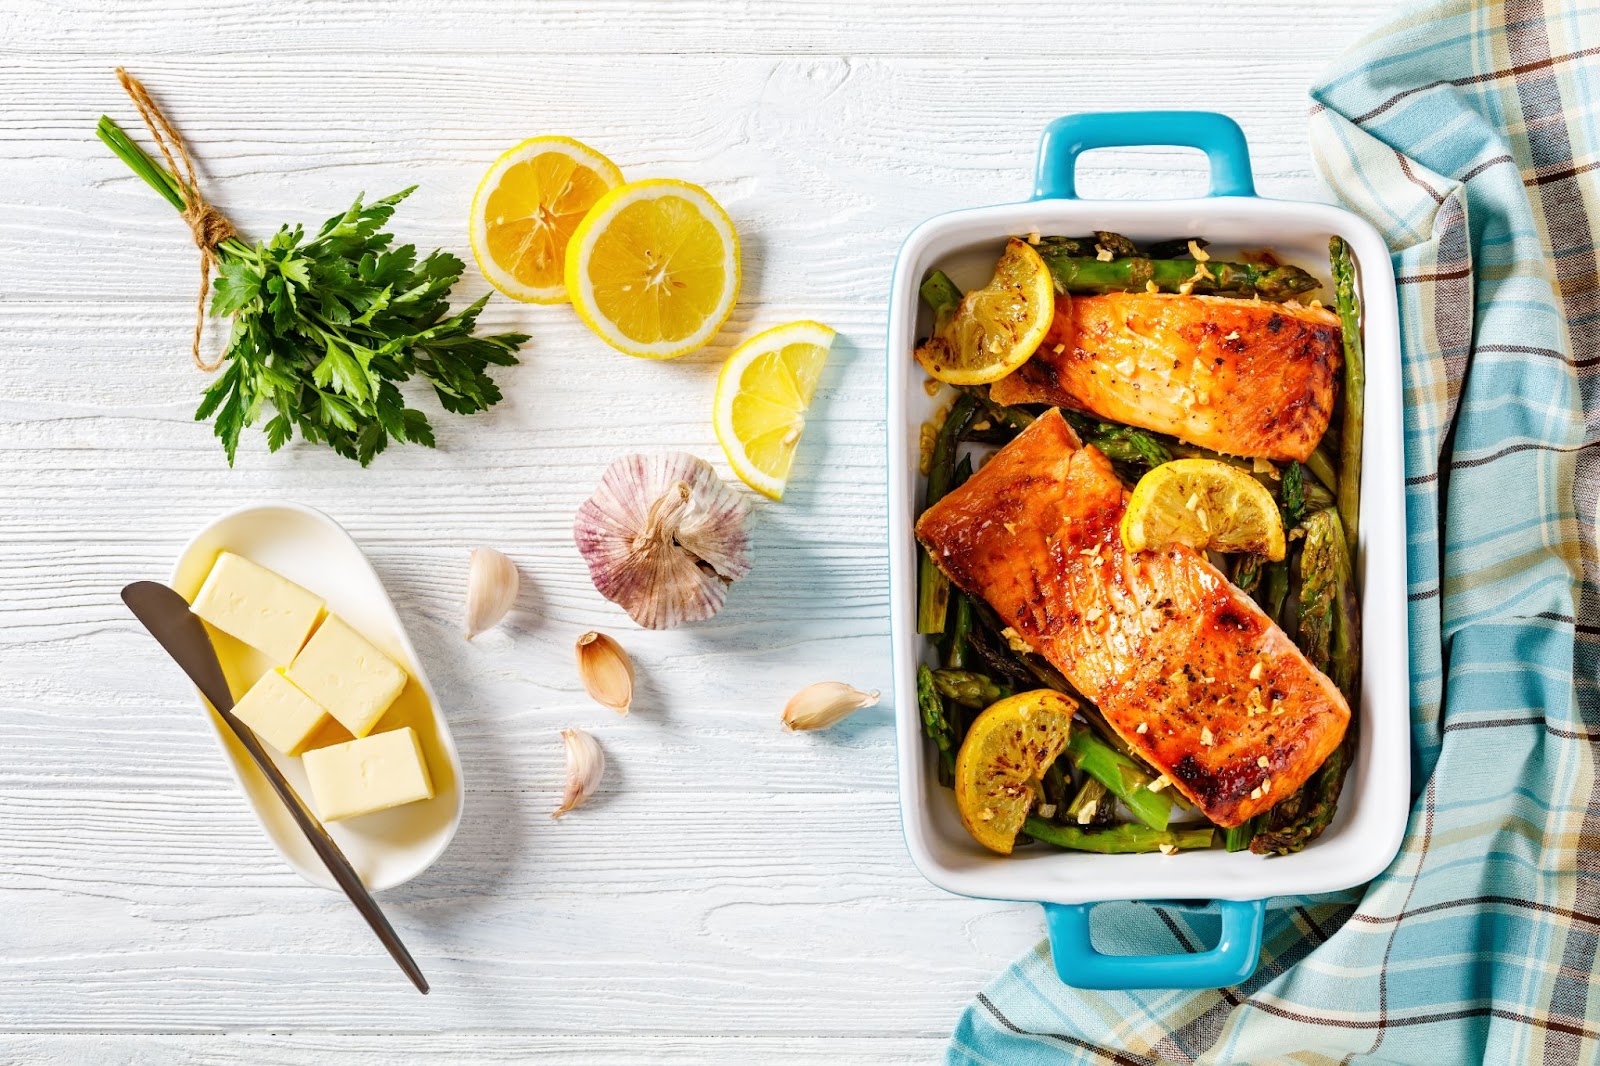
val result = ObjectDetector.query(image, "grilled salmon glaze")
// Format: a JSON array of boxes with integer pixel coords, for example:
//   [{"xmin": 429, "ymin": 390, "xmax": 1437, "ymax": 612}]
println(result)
[
  {"xmin": 915, "ymin": 409, "xmax": 1350, "ymax": 826},
  {"xmin": 989, "ymin": 293, "xmax": 1341, "ymax": 462}
]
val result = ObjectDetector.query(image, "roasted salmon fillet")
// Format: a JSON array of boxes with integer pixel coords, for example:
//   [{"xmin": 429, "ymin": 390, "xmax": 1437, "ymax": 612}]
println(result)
[
  {"xmin": 915, "ymin": 409, "xmax": 1350, "ymax": 827},
  {"xmin": 989, "ymin": 293, "xmax": 1341, "ymax": 463}
]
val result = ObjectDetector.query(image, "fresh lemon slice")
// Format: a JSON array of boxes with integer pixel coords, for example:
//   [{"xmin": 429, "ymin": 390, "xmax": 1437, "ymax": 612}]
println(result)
[
  {"xmin": 914, "ymin": 238, "xmax": 1054, "ymax": 385},
  {"xmin": 564, "ymin": 178, "xmax": 741, "ymax": 359},
  {"xmin": 1121, "ymin": 458, "xmax": 1287, "ymax": 561},
  {"xmin": 713, "ymin": 321, "xmax": 836, "ymax": 500},
  {"xmin": 470, "ymin": 136, "xmax": 624, "ymax": 304},
  {"xmin": 954, "ymin": 690, "xmax": 1077, "ymax": 855}
]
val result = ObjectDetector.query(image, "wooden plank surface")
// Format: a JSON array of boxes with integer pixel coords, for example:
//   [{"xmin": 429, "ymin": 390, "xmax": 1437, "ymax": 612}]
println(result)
[{"xmin": 0, "ymin": 1, "xmax": 1378, "ymax": 1060}]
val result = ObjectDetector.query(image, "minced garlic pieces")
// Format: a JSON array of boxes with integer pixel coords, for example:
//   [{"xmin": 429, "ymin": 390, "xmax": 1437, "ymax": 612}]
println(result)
[
  {"xmin": 1158, "ymin": 843, "xmax": 1178, "ymax": 856},
  {"xmin": 1200, "ymin": 726, "xmax": 1215, "ymax": 747},
  {"xmin": 1188, "ymin": 239, "xmax": 1210, "ymax": 263},
  {"xmin": 1148, "ymin": 774, "xmax": 1171, "ymax": 793},
  {"xmin": 1000, "ymin": 627, "xmax": 1034, "ymax": 655}
]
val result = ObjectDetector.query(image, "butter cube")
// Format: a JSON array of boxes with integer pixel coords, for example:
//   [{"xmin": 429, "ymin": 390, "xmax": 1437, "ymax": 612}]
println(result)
[
  {"xmin": 303, "ymin": 727, "xmax": 434, "ymax": 821},
  {"xmin": 231, "ymin": 669, "xmax": 331, "ymax": 756},
  {"xmin": 288, "ymin": 615, "xmax": 407, "ymax": 738},
  {"xmin": 191, "ymin": 552, "xmax": 325, "ymax": 665}
]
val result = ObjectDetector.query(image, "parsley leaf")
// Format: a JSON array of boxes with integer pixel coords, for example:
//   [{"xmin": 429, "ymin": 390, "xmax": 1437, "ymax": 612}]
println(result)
[{"xmin": 194, "ymin": 188, "xmax": 525, "ymax": 466}]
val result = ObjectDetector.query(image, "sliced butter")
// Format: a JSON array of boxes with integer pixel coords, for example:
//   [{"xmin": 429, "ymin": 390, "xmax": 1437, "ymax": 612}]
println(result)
[
  {"xmin": 288, "ymin": 615, "xmax": 408, "ymax": 738},
  {"xmin": 303, "ymin": 726, "xmax": 434, "ymax": 822},
  {"xmin": 191, "ymin": 552, "xmax": 325, "ymax": 665},
  {"xmin": 231, "ymin": 669, "xmax": 331, "ymax": 756}
]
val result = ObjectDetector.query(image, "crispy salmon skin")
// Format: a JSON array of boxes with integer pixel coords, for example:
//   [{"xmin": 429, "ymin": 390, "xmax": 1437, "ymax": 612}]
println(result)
[
  {"xmin": 990, "ymin": 292, "xmax": 1341, "ymax": 462},
  {"xmin": 914, "ymin": 409, "xmax": 1349, "ymax": 827}
]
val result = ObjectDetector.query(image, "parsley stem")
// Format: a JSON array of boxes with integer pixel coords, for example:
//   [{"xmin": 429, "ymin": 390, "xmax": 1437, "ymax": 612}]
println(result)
[{"xmin": 95, "ymin": 116, "xmax": 251, "ymax": 258}]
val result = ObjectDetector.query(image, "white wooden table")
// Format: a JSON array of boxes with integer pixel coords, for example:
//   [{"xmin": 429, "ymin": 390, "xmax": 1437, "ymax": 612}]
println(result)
[{"xmin": 1, "ymin": 2, "xmax": 1382, "ymax": 1060}]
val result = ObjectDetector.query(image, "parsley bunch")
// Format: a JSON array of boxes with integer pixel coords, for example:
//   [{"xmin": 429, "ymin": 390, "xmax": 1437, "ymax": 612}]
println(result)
[{"xmin": 98, "ymin": 116, "xmax": 527, "ymax": 466}]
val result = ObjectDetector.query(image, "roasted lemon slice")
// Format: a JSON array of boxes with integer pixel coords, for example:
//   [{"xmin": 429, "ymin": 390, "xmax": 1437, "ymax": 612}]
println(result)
[
  {"xmin": 954, "ymin": 690, "xmax": 1077, "ymax": 855},
  {"xmin": 914, "ymin": 238, "xmax": 1054, "ymax": 385},
  {"xmin": 713, "ymin": 320, "xmax": 836, "ymax": 500},
  {"xmin": 565, "ymin": 178, "xmax": 741, "ymax": 359},
  {"xmin": 470, "ymin": 137, "xmax": 624, "ymax": 304},
  {"xmin": 1122, "ymin": 458, "xmax": 1287, "ymax": 561}
]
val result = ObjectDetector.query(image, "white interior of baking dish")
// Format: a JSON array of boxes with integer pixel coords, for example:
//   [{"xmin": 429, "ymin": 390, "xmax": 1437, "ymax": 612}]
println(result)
[{"xmin": 887, "ymin": 197, "xmax": 1410, "ymax": 905}]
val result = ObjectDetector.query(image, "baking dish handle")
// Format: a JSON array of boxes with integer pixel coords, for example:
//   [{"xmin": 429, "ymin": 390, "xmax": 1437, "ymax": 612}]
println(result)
[
  {"xmin": 1042, "ymin": 898, "xmax": 1266, "ymax": 989},
  {"xmin": 1032, "ymin": 111, "xmax": 1256, "ymax": 200}
]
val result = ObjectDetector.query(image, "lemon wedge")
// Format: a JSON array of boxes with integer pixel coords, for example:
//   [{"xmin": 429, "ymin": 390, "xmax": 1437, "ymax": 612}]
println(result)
[
  {"xmin": 914, "ymin": 238, "xmax": 1054, "ymax": 385},
  {"xmin": 565, "ymin": 179, "xmax": 740, "ymax": 358},
  {"xmin": 1121, "ymin": 458, "xmax": 1287, "ymax": 561},
  {"xmin": 470, "ymin": 136, "xmax": 624, "ymax": 304},
  {"xmin": 713, "ymin": 321, "xmax": 836, "ymax": 500},
  {"xmin": 954, "ymin": 690, "xmax": 1077, "ymax": 855}
]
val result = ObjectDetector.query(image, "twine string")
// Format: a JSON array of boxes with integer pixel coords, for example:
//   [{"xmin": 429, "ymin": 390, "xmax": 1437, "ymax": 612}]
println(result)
[{"xmin": 115, "ymin": 68, "xmax": 237, "ymax": 372}]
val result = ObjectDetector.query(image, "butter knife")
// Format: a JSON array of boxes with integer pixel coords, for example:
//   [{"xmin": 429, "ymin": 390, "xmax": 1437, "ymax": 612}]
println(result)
[{"xmin": 121, "ymin": 580, "xmax": 429, "ymax": 994}]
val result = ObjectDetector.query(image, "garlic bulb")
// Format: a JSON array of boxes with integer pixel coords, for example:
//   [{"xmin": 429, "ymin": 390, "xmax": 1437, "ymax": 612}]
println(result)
[
  {"xmin": 573, "ymin": 452, "xmax": 752, "ymax": 629},
  {"xmin": 553, "ymin": 728, "xmax": 604, "ymax": 818},
  {"xmin": 464, "ymin": 547, "xmax": 519, "ymax": 638},
  {"xmin": 576, "ymin": 631, "xmax": 634, "ymax": 714},
  {"xmin": 782, "ymin": 682, "xmax": 880, "ymax": 732}
]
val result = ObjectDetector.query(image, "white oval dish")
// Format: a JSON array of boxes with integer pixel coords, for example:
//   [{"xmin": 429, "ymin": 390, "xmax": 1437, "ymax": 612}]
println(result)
[{"xmin": 170, "ymin": 502, "xmax": 463, "ymax": 892}]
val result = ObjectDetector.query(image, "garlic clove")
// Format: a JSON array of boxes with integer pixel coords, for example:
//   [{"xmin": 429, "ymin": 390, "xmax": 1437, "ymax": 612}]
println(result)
[
  {"xmin": 782, "ymin": 682, "xmax": 880, "ymax": 732},
  {"xmin": 576, "ymin": 631, "xmax": 634, "ymax": 715},
  {"xmin": 573, "ymin": 452, "xmax": 752, "ymax": 630},
  {"xmin": 553, "ymin": 728, "xmax": 605, "ymax": 818},
  {"xmin": 464, "ymin": 547, "xmax": 519, "ymax": 639}
]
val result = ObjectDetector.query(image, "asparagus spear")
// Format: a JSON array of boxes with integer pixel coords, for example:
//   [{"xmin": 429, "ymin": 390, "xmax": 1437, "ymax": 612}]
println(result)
[
  {"xmin": 916, "ymin": 394, "xmax": 978, "ymax": 634},
  {"xmin": 917, "ymin": 665, "xmax": 957, "ymax": 785},
  {"xmin": 1281, "ymin": 461, "xmax": 1307, "ymax": 526},
  {"xmin": 1036, "ymin": 232, "xmax": 1139, "ymax": 259},
  {"xmin": 1065, "ymin": 777, "xmax": 1109, "ymax": 825},
  {"xmin": 963, "ymin": 622, "xmax": 1038, "ymax": 691},
  {"xmin": 1233, "ymin": 554, "xmax": 1264, "ymax": 596},
  {"xmin": 1143, "ymin": 236, "xmax": 1209, "ymax": 260},
  {"xmin": 1223, "ymin": 817, "xmax": 1257, "ymax": 853},
  {"xmin": 1331, "ymin": 237, "xmax": 1365, "ymax": 551},
  {"xmin": 931, "ymin": 670, "xmax": 1011, "ymax": 708},
  {"xmin": 1259, "ymin": 508, "xmax": 1358, "ymax": 855},
  {"xmin": 1302, "ymin": 476, "xmax": 1335, "ymax": 514},
  {"xmin": 1298, "ymin": 509, "xmax": 1344, "ymax": 673},
  {"xmin": 1330, "ymin": 546, "xmax": 1359, "ymax": 703},
  {"xmin": 955, "ymin": 385, "xmax": 1037, "ymax": 434},
  {"xmin": 1041, "ymin": 251, "xmax": 1319, "ymax": 300},
  {"xmin": 1260, "ymin": 560, "xmax": 1289, "ymax": 626},
  {"xmin": 1022, "ymin": 817, "xmax": 1214, "ymax": 854},
  {"xmin": 920, "ymin": 270, "xmax": 963, "ymax": 319},
  {"xmin": 944, "ymin": 593, "xmax": 976, "ymax": 669},
  {"xmin": 1062, "ymin": 411, "xmax": 1172, "ymax": 469},
  {"xmin": 1307, "ymin": 445, "xmax": 1340, "ymax": 495},
  {"xmin": 1250, "ymin": 742, "xmax": 1350, "ymax": 856},
  {"xmin": 1065, "ymin": 728, "xmax": 1174, "ymax": 831}
]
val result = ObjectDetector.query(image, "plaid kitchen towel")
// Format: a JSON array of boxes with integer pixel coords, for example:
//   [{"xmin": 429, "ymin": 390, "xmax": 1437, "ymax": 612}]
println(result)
[{"xmin": 948, "ymin": 2, "xmax": 1600, "ymax": 1063}]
